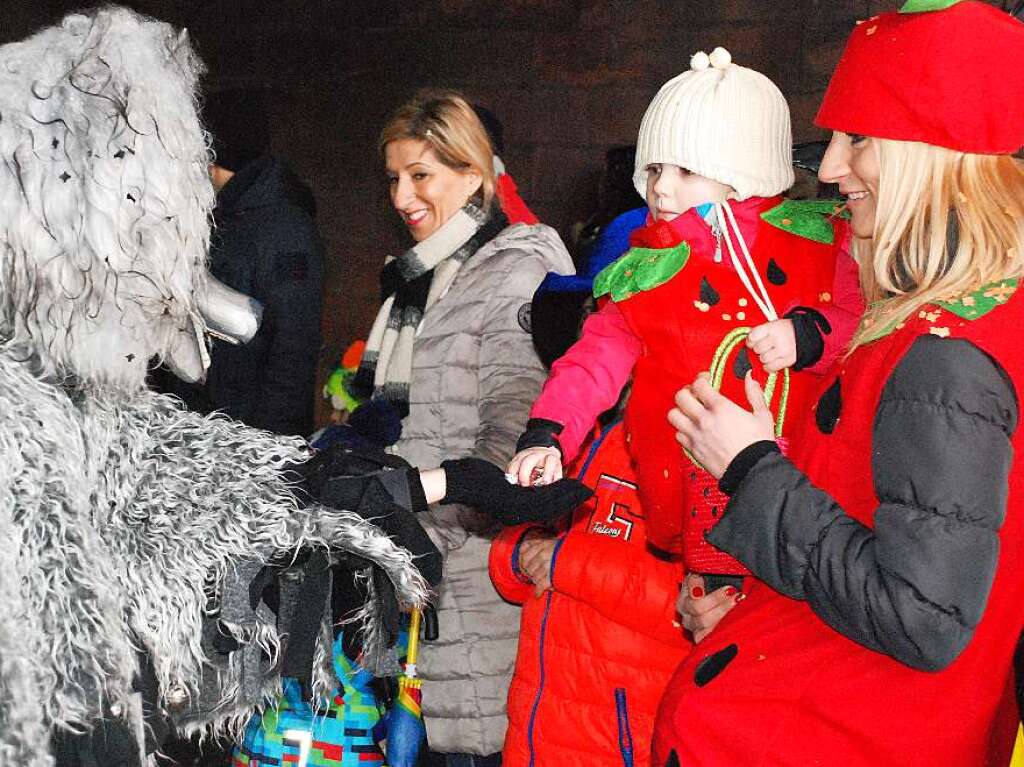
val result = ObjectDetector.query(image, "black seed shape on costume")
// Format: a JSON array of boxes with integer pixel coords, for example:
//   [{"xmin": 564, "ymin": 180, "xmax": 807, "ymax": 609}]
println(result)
[
  {"xmin": 816, "ymin": 378, "xmax": 842, "ymax": 434},
  {"xmin": 700, "ymin": 276, "xmax": 720, "ymax": 306},
  {"xmin": 694, "ymin": 643, "xmax": 739, "ymax": 687},
  {"xmin": 665, "ymin": 750, "xmax": 681, "ymax": 767},
  {"xmin": 733, "ymin": 347, "xmax": 753, "ymax": 379},
  {"xmin": 114, "ymin": 149, "xmax": 125, "ymax": 159},
  {"xmin": 59, "ymin": 171, "xmax": 70, "ymax": 182},
  {"xmin": 767, "ymin": 258, "xmax": 788, "ymax": 285},
  {"xmin": 51, "ymin": 137, "xmax": 59, "ymax": 148}
]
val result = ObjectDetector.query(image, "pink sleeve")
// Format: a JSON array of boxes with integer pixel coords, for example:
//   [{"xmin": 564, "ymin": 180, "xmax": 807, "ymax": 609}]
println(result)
[
  {"xmin": 809, "ymin": 235, "xmax": 864, "ymax": 373},
  {"xmin": 529, "ymin": 300, "xmax": 641, "ymax": 463}
]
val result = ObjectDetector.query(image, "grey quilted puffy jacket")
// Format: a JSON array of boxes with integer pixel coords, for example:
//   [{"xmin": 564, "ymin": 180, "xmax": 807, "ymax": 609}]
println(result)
[{"xmin": 392, "ymin": 223, "xmax": 573, "ymax": 755}]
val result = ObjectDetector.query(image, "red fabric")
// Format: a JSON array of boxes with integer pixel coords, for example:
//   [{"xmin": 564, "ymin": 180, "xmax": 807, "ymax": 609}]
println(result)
[
  {"xmin": 496, "ymin": 173, "xmax": 540, "ymax": 226},
  {"xmin": 816, "ymin": 1, "xmax": 1024, "ymax": 154},
  {"xmin": 653, "ymin": 292, "xmax": 1024, "ymax": 766},
  {"xmin": 490, "ymin": 422, "xmax": 690, "ymax": 767},
  {"xmin": 615, "ymin": 198, "xmax": 845, "ymax": 561}
]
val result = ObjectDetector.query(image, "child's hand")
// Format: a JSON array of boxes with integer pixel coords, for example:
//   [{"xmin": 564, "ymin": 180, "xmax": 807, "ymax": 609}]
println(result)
[
  {"xmin": 746, "ymin": 319, "xmax": 797, "ymax": 373},
  {"xmin": 519, "ymin": 531, "xmax": 558, "ymax": 597},
  {"xmin": 507, "ymin": 446, "xmax": 563, "ymax": 487}
]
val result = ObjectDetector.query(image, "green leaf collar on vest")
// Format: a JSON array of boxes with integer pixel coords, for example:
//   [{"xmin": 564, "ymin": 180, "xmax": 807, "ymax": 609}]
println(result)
[
  {"xmin": 593, "ymin": 240, "xmax": 691, "ymax": 302},
  {"xmin": 899, "ymin": 0, "xmax": 963, "ymax": 14},
  {"xmin": 938, "ymin": 278, "xmax": 1019, "ymax": 320},
  {"xmin": 760, "ymin": 199, "xmax": 848, "ymax": 245}
]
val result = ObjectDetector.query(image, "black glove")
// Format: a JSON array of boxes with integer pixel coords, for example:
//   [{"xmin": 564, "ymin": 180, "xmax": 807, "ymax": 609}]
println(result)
[
  {"xmin": 284, "ymin": 445, "xmax": 441, "ymax": 587},
  {"xmin": 285, "ymin": 444, "xmax": 428, "ymax": 513},
  {"xmin": 440, "ymin": 457, "xmax": 593, "ymax": 526}
]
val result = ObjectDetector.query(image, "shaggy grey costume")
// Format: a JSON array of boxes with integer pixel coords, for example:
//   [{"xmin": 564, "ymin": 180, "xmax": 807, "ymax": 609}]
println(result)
[{"xmin": 0, "ymin": 8, "xmax": 427, "ymax": 766}]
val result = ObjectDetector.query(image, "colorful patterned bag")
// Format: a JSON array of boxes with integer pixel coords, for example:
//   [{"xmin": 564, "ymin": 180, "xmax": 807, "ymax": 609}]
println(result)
[{"xmin": 233, "ymin": 632, "xmax": 387, "ymax": 767}]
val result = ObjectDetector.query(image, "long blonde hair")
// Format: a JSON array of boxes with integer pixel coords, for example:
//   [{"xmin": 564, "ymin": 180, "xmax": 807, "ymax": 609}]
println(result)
[
  {"xmin": 378, "ymin": 89, "xmax": 496, "ymax": 211},
  {"xmin": 852, "ymin": 139, "xmax": 1024, "ymax": 348}
]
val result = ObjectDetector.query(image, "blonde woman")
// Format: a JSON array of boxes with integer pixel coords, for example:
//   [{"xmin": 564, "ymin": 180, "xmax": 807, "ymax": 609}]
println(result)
[
  {"xmin": 352, "ymin": 90, "xmax": 574, "ymax": 766},
  {"xmin": 660, "ymin": 2, "xmax": 1024, "ymax": 765}
]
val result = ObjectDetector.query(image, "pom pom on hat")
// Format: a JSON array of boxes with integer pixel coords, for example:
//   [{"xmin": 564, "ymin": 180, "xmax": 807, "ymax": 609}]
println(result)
[
  {"xmin": 633, "ymin": 50, "xmax": 794, "ymax": 201},
  {"xmin": 709, "ymin": 46, "xmax": 732, "ymax": 69},
  {"xmin": 817, "ymin": 1, "xmax": 1024, "ymax": 154}
]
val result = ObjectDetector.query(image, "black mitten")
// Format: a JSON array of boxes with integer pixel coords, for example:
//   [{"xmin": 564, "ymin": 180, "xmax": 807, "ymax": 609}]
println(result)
[
  {"xmin": 350, "ymin": 478, "xmax": 443, "ymax": 587},
  {"xmin": 440, "ymin": 457, "xmax": 593, "ymax": 526},
  {"xmin": 284, "ymin": 444, "xmax": 426, "ymax": 513}
]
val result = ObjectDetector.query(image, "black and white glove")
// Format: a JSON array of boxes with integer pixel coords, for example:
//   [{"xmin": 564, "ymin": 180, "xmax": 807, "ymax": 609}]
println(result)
[{"xmin": 440, "ymin": 457, "xmax": 593, "ymax": 526}]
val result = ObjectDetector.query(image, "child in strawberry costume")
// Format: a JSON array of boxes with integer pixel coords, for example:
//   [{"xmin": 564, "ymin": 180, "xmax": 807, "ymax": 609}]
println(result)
[
  {"xmin": 664, "ymin": 2, "xmax": 1024, "ymax": 764},
  {"xmin": 508, "ymin": 49, "xmax": 861, "ymax": 589}
]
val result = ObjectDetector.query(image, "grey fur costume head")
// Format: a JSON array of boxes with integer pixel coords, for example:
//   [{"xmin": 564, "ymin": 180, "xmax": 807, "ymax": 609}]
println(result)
[{"xmin": 0, "ymin": 8, "xmax": 428, "ymax": 766}]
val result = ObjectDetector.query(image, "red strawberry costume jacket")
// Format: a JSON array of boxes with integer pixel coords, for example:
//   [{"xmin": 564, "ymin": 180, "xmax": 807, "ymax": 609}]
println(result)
[
  {"xmin": 527, "ymin": 196, "xmax": 859, "ymax": 564},
  {"xmin": 653, "ymin": 280, "xmax": 1023, "ymax": 766},
  {"xmin": 490, "ymin": 422, "xmax": 690, "ymax": 767}
]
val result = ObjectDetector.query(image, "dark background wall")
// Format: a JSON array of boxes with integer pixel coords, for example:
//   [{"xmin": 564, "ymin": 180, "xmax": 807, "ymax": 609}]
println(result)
[{"xmin": 2, "ymin": 0, "xmax": 1010, "ymax": 426}]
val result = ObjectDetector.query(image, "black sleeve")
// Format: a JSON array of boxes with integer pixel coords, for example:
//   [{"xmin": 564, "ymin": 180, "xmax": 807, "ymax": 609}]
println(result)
[
  {"xmin": 515, "ymin": 417, "xmax": 565, "ymax": 455},
  {"xmin": 708, "ymin": 335, "xmax": 1018, "ymax": 671},
  {"xmin": 785, "ymin": 306, "xmax": 831, "ymax": 372},
  {"xmin": 253, "ymin": 221, "xmax": 325, "ymax": 436}
]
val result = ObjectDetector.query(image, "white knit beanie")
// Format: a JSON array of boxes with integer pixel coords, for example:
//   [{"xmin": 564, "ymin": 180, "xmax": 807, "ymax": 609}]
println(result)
[{"xmin": 633, "ymin": 48, "xmax": 794, "ymax": 202}]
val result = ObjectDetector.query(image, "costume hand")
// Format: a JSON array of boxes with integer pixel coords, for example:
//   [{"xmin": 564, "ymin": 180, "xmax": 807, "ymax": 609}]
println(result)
[
  {"xmin": 519, "ymin": 531, "xmax": 557, "ymax": 597},
  {"xmin": 669, "ymin": 372, "xmax": 775, "ymax": 478},
  {"xmin": 441, "ymin": 457, "xmax": 592, "ymax": 525},
  {"xmin": 746, "ymin": 319, "xmax": 797, "ymax": 373},
  {"xmin": 676, "ymin": 573, "xmax": 744, "ymax": 643},
  {"xmin": 507, "ymin": 446, "xmax": 563, "ymax": 487}
]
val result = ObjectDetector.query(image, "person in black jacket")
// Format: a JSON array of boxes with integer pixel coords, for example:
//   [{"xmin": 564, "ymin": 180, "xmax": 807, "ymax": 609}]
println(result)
[{"xmin": 154, "ymin": 89, "xmax": 324, "ymax": 437}]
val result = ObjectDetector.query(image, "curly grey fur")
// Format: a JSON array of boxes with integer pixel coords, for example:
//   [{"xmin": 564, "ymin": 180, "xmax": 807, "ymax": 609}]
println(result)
[{"xmin": 0, "ymin": 7, "xmax": 429, "ymax": 765}]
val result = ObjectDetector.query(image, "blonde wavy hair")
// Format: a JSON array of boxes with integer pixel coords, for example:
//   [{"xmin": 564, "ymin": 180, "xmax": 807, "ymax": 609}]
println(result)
[
  {"xmin": 852, "ymin": 139, "xmax": 1024, "ymax": 348},
  {"xmin": 379, "ymin": 89, "xmax": 496, "ymax": 210}
]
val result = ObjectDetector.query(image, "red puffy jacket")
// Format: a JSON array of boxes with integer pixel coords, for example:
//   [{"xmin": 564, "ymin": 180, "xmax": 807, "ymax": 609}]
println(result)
[{"xmin": 490, "ymin": 421, "xmax": 690, "ymax": 767}]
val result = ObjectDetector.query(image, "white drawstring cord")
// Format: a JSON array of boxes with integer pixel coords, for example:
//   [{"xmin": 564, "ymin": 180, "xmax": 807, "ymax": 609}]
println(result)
[{"xmin": 714, "ymin": 200, "xmax": 779, "ymax": 321}]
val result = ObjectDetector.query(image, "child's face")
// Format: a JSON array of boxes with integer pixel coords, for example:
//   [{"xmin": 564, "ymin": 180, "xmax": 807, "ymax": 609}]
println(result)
[{"xmin": 644, "ymin": 164, "xmax": 733, "ymax": 222}]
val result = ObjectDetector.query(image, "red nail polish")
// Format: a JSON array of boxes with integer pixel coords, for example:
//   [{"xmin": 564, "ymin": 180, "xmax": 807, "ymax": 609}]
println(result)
[
  {"xmin": 734, "ymin": 593, "xmax": 746, "ymax": 604},
  {"xmin": 724, "ymin": 586, "xmax": 737, "ymax": 597},
  {"xmin": 690, "ymin": 586, "xmax": 705, "ymax": 599}
]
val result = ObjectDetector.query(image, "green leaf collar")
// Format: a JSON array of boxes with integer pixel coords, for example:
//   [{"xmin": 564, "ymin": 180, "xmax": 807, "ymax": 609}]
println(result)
[
  {"xmin": 593, "ymin": 241, "xmax": 691, "ymax": 302},
  {"xmin": 760, "ymin": 199, "xmax": 848, "ymax": 245}
]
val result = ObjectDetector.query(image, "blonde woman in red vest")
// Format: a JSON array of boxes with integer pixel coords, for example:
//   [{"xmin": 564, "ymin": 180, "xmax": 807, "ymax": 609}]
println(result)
[{"xmin": 665, "ymin": 2, "xmax": 1024, "ymax": 765}]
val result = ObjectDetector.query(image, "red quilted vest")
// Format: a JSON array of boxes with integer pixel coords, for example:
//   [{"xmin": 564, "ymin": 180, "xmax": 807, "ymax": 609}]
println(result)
[
  {"xmin": 653, "ymin": 286, "xmax": 1024, "ymax": 767},
  {"xmin": 615, "ymin": 197, "xmax": 843, "ymax": 569}
]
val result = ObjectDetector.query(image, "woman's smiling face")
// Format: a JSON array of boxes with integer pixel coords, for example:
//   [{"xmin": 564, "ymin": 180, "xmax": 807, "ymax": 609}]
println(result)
[
  {"xmin": 819, "ymin": 131, "xmax": 880, "ymax": 239},
  {"xmin": 385, "ymin": 138, "xmax": 482, "ymax": 242}
]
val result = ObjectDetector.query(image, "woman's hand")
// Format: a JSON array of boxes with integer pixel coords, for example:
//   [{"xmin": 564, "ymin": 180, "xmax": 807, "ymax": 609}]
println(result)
[
  {"xmin": 747, "ymin": 319, "xmax": 797, "ymax": 373},
  {"xmin": 518, "ymin": 531, "xmax": 558, "ymax": 597},
  {"xmin": 677, "ymin": 573, "xmax": 744, "ymax": 643},
  {"xmin": 668, "ymin": 372, "xmax": 775, "ymax": 478},
  {"xmin": 507, "ymin": 446, "xmax": 563, "ymax": 487}
]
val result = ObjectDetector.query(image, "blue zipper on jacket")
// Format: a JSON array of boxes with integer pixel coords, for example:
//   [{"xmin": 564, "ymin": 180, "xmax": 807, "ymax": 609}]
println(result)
[
  {"xmin": 525, "ymin": 420, "xmax": 619, "ymax": 767},
  {"xmin": 614, "ymin": 687, "xmax": 635, "ymax": 767}
]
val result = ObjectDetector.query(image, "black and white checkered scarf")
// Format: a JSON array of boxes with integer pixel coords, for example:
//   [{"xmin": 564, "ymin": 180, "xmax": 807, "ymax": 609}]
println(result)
[{"xmin": 352, "ymin": 202, "xmax": 508, "ymax": 417}]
